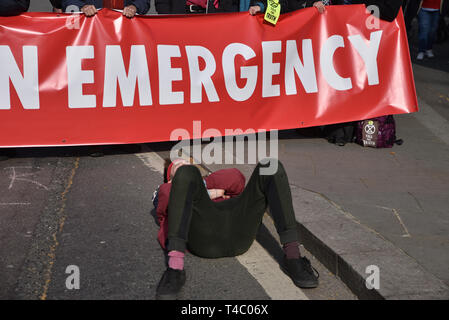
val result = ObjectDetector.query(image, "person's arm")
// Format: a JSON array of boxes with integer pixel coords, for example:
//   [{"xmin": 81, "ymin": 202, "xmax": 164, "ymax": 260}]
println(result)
[
  {"xmin": 156, "ymin": 184, "xmax": 170, "ymax": 225},
  {"xmin": 352, "ymin": 0, "xmax": 403, "ymax": 21},
  {"xmin": 126, "ymin": 0, "xmax": 150, "ymax": 14},
  {"xmin": 311, "ymin": 1, "xmax": 326, "ymax": 13},
  {"xmin": 251, "ymin": 0, "xmax": 266, "ymax": 12},
  {"xmin": 155, "ymin": 0, "xmax": 170, "ymax": 14},
  {"xmin": 50, "ymin": 0, "xmax": 63, "ymax": 9},
  {"xmin": 304, "ymin": 0, "xmax": 316, "ymax": 7},
  {"xmin": 62, "ymin": 0, "xmax": 97, "ymax": 16},
  {"xmin": 204, "ymin": 168, "xmax": 246, "ymax": 197},
  {"xmin": 207, "ymin": 189, "xmax": 229, "ymax": 200},
  {"xmin": 249, "ymin": 1, "xmax": 264, "ymax": 14},
  {"xmin": 18, "ymin": 0, "xmax": 31, "ymax": 12},
  {"xmin": 249, "ymin": 0, "xmax": 291, "ymax": 14},
  {"xmin": 156, "ymin": 183, "xmax": 171, "ymax": 249}
]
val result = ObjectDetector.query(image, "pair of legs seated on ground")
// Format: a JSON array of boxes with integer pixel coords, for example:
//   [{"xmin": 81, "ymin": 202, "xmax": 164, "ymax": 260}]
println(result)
[{"xmin": 156, "ymin": 158, "xmax": 319, "ymax": 300}]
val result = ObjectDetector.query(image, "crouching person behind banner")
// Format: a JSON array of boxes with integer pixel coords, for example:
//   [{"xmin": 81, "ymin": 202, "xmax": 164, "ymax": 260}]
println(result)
[
  {"xmin": 153, "ymin": 158, "xmax": 319, "ymax": 300},
  {"xmin": 61, "ymin": 0, "xmax": 150, "ymax": 18},
  {"xmin": 0, "ymin": 0, "xmax": 30, "ymax": 16}
]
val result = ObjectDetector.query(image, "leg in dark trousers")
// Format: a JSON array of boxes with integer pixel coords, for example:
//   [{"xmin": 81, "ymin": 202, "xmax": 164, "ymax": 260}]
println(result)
[
  {"xmin": 166, "ymin": 164, "xmax": 210, "ymax": 254},
  {"xmin": 404, "ymin": 0, "xmax": 420, "ymax": 34},
  {"xmin": 157, "ymin": 159, "xmax": 318, "ymax": 300},
  {"xmin": 324, "ymin": 122, "xmax": 355, "ymax": 146},
  {"xmin": 229, "ymin": 158, "xmax": 298, "ymax": 253}
]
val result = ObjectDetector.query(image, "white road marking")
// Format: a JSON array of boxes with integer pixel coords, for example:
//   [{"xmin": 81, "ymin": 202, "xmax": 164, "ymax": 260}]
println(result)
[
  {"xmin": 236, "ymin": 241, "xmax": 309, "ymax": 300},
  {"xmin": 376, "ymin": 206, "xmax": 411, "ymax": 238},
  {"xmin": 135, "ymin": 147, "xmax": 165, "ymax": 175},
  {"xmin": 135, "ymin": 146, "xmax": 309, "ymax": 300},
  {"xmin": 0, "ymin": 202, "xmax": 31, "ymax": 206},
  {"xmin": 4, "ymin": 167, "xmax": 49, "ymax": 191}
]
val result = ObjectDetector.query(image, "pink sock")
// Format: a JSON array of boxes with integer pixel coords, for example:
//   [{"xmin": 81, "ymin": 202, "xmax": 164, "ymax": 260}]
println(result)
[
  {"xmin": 283, "ymin": 242, "xmax": 301, "ymax": 260},
  {"xmin": 168, "ymin": 251, "xmax": 185, "ymax": 270}
]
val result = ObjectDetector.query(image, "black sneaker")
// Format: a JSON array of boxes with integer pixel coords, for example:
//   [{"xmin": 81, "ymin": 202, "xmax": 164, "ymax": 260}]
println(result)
[
  {"xmin": 284, "ymin": 256, "xmax": 319, "ymax": 288},
  {"xmin": 336, "ymin": 138, "xmax": 347, "ymax": 147},
  {"xmin": 156, "ymin": 268, "xmax": 186, "ymax": 300}
]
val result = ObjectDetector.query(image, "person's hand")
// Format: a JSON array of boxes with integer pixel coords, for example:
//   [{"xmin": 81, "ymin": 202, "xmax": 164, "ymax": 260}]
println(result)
[
  {"xmin": 123, "ymin": 5, "xmax": 137, "ymax": 18},
  {"xmin": 249, "ymin": 5, "xmax": 261, "ymax": 15},
  {"xmin": 313, "ymin": 1, "xmax": 326, "ymax": 14},
  {"xmin": 53, "ymin": 8, "xmax": 63, "ymax": 13},
  {"xmin": 81, "ymin": 5, "xmax": 97, "ymax": 17},
  {"xmin": 208, "ymin": 189, "xmax": 229, "ymax": 200}
]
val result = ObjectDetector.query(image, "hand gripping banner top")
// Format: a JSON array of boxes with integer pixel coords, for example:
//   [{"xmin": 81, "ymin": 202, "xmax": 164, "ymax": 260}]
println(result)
[{"xmin": 0, "ymin": 6, "xmax": 418, "ymax": 147}]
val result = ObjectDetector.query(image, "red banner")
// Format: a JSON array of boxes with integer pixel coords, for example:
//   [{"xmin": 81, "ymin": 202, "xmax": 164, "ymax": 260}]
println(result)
[{"xmin": 0, "ymin": 6, "xmax": 417, "ymax": 147}]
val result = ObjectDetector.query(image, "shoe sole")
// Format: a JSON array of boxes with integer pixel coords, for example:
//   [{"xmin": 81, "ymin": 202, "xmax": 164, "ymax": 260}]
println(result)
[
  {"xmin": 89, "ymin": 153, "xmax": 104, "ymax": 157},
  {"xmin": 291, "ymin": 279, "xmax": 319, "ymax": 289},
  {"xmin": 156, "ymin": 293, "xmax": 178, "ymax": 300},
  {"xmin": 155, "ymin": 284, "xmax": 184, "ymax": 300}
]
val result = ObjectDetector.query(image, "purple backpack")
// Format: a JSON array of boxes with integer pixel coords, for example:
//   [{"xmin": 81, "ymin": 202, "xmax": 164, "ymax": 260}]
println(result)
[{"xmin": 356, "ymin": 115, "xmax": 402, "ymax": 148}]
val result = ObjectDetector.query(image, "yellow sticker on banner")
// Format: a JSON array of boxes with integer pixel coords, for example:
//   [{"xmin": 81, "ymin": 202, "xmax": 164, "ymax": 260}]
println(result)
[{"xmin": 264, "ymin": 0, "xmax": 281, "ymax": 25}]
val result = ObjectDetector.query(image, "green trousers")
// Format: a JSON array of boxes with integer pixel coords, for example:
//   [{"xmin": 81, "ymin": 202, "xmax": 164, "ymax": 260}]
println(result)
[{"xmin": 166, "ymin": 159, "xmax": 298, "ymax": 258}]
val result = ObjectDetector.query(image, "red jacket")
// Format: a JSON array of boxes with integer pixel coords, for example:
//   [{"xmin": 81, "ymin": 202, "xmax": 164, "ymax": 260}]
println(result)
[
  {"xmin": 422, "ymin": 0, "xmax": 442, "ymax": 10},
  {"xmin": 156, "ymin": 168, "xmax": 246, "ymax": 249}
]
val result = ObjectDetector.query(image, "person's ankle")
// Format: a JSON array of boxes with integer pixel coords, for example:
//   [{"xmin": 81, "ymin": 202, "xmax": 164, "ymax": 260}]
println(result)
[
  {"xmin": 168, "ymin": 250, "xmax": 185, "ymax": 270},
  {"xmin": 283, "ymin": 242, "xmax": 300, "ymax": 260}
]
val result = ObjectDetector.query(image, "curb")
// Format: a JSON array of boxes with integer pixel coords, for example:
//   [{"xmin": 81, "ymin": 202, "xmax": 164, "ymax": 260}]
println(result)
[{"xmin": 290, "ymin": 185, "xmax": 449, "ymax": 300}]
